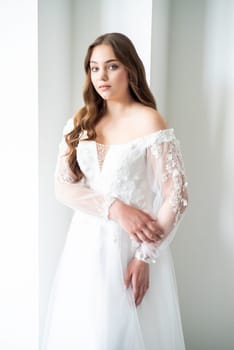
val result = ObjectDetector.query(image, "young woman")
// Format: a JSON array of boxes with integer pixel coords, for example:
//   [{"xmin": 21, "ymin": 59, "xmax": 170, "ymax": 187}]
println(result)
[{"xmin": 42, "ymin": 32, "xmax": 188, "ymax": 350}]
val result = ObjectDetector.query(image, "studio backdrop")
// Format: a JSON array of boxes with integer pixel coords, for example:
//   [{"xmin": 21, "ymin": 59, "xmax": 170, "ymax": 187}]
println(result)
[{"xmin": 39, "ymin": 1, "xmax": 234, "ymax": 350}]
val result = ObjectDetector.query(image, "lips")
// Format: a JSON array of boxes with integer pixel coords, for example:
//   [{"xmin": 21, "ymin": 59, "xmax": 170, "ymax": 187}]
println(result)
[{"xmin": 99, "ymin": 85, "xmax": 111, "ymax": 91}]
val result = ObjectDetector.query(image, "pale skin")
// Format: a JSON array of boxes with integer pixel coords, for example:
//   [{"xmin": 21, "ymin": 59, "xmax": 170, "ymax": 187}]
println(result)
[{"xmin": 90, "ymin": 44, "xmax": 168, "ymax": 306}]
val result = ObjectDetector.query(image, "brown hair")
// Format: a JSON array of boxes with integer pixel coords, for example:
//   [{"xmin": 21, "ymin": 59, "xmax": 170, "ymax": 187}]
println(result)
[{"xmin": 65, "ymin": 32, "xmax": 157, "ymax": 181}]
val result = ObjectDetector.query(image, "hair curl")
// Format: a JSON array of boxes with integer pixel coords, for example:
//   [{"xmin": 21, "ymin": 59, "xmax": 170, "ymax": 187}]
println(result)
[{"xmin": 65, "ymin": 32, "xmax": 157, "ymax": 181}]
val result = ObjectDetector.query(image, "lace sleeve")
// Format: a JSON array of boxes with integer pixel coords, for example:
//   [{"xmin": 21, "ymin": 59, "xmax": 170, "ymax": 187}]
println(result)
[
  {"xmin": 134, "ymin": 130, "xmax": 188, "ymax": 263},
  {"xmin": 54, "ymin": 118, "xmax": 116, "ymax": 219}
]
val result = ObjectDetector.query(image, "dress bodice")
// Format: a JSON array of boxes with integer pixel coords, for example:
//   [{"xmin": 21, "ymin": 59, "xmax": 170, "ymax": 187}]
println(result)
[
  {"xmin": 55, "ymin": 118, "xmax": 188, "ymax": 263},
  {"xmin": 77, "ymin": 136, "xmax": 156, "ymax": 211}
]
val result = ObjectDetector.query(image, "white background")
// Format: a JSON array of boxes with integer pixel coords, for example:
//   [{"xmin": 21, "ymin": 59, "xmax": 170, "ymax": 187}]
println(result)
[
  {"xmin": 0, "ymin": 0, "xmax": 38, "ymax": 349},
  {"xmin": 0, "ymin": 0, "xmax": 233, "ymax": 349}
]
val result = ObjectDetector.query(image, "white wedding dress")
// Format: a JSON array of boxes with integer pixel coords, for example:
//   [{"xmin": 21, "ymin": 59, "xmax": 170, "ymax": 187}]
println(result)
[{"xmin": 41, "ymin": 118, "xmax": 188, "ymax": 350}]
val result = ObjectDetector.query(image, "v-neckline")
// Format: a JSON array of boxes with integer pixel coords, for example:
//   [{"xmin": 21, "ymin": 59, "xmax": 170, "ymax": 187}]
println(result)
[{"xmin": 95, "ymin": 143, "xmax": 110, "ymax": 172}]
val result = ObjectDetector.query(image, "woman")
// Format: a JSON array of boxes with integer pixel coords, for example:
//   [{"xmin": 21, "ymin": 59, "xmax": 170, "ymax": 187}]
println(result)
[{"xmin": 42, "ymin": 33, "xmax": 188, "ymax": 350}]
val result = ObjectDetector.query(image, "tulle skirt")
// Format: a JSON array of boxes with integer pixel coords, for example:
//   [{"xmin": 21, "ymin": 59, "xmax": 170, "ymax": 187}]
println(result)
[{"xmin": 41, "ymin": 211, "xmax": 186, "ymax": 350}]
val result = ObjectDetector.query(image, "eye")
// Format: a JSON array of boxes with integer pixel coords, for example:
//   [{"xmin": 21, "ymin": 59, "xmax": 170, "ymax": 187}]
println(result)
[
  {"xmin": 90, "ymin": 66, "xmax": 99, "ymax": 72},
  {"xmin": 108, "ymin": 64, "xmax": 118, "ymax": 71}
]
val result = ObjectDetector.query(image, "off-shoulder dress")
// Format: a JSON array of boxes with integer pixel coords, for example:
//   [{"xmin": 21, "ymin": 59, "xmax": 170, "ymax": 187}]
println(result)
[{"xmin": 41, "ymin": 118, "xmax": 188, "ymax": 350}]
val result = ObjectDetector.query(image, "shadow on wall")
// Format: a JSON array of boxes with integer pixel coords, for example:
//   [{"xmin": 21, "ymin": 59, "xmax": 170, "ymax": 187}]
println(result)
[{"xmin": 166, "ymin": 1, "xmax": 234, "ymax": 349}]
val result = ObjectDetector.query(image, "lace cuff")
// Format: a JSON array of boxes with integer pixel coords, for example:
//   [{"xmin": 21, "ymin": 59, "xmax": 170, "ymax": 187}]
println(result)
[{"xmin": 134, "ymin": 246, "xmax": 157, "ymax": 264}]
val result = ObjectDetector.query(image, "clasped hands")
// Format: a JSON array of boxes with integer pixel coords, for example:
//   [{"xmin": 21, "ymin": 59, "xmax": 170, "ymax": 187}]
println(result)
[
  {"xmin": 109, "ymin": 199, "xmax": 164, "ymax": 244},
  {"xmin": 109, "ymin": 199, "xmax": 164, "ymax": 306}
]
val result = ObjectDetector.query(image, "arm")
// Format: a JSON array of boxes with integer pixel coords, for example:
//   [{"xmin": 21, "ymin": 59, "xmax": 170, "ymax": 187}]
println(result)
[
  {"xmin": 54, "ymin": 118, "xmax": 116, "ymax": 219},
  {"xmin": 134, "ymin": 131, "xmax": 188, "ymax": 263}
]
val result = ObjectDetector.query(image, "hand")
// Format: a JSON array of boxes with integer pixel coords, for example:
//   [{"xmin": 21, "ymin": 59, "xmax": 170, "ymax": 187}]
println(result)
[
  {"xmin": 109, "ymin": 200, "xmax": 164, "ymax": 243},
  {"xmin": 124, "ymin": 258, "xmax": 149, "ymax": 306}
]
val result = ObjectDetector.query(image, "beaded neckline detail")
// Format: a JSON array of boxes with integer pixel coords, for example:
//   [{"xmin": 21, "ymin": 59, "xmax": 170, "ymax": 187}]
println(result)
[{"xmin": 96, "ymin": 143, "xmax": 110, "ymax": 171}]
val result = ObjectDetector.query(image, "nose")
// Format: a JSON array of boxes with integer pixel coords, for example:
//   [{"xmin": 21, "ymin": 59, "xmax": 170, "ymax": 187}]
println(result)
[{"xmin": 99, "ymin": 67, "xmax": 108, "ymax": 81}]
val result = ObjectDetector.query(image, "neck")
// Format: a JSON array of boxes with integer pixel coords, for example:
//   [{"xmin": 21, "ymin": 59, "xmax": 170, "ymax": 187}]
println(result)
[{"xmin": 105, "ymin": 95, "xmax": 135, "ymax": 118}]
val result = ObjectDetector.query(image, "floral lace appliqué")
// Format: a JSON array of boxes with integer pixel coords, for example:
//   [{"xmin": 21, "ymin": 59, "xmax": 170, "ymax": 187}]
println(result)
[{"xmin": 150, "ymin": 138, "xmax": 188, "ymax": 226}]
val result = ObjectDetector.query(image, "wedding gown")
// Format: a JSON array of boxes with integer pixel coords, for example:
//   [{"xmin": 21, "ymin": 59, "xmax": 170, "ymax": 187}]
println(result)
[{"xmin": 41, "ymin": 118, "xmax": 188, "ymax": 350}]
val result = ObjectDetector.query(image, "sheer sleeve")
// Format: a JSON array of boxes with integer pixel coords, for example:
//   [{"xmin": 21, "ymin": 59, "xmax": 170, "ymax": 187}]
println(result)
[
  {"xmin": 134, "ymin": 129, "xmax": 188, "ymax": 263},
  {"xmin": 54, "ymin": 118, "xmax": 116, "ymax": 219}
]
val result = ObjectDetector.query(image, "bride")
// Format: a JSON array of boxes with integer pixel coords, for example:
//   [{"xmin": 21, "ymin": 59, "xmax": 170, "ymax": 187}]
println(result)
[{"xmin": 41, "ymin": 32, "xmax": 188, "ymax": 350}]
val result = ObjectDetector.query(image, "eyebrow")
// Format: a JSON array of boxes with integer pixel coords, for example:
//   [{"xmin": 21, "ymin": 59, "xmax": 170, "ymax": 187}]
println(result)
[{"xmin": 89, "ymin": 59, "xmax": 119, "ymax": 64}]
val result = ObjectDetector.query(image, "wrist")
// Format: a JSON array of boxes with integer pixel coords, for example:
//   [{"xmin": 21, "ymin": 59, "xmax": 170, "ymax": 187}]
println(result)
[
  {"xmin": 133, "ymin": 257, "xmax": 149, "ymax": 266},
  {"xmin": 104, "ymin": 196, "xmax": 117, "ymax": 220},
  {"xmin": 109, "ymin": 199, "xmax": 124, "ymax": 221},
  {"xmin": 134, "ymin": 247, "xmax": 156, "ymax": 264}
]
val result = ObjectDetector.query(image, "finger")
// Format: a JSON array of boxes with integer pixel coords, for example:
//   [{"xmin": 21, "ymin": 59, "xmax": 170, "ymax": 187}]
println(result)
[
  {"xmin": 135, "ymin": 231, "xmax": 145, "ymax": 243},
  {"xmin": 143, "ymin": 221, "xmax": 165, "ymax": 242},
  {"xmin": 140, "ymin": 226, "xmax": 157, "ymax": 242},
  {"xmin": 146, "ymin": 220, "xmax": 160, "ymax": 231},
  {"xmin": 133, "ymin": 281, "xmax": 146, "ymax": 306},
  {"xmin": 137, "ymin": 282, "xmax": 149, "ymax": 305},
  {"xmin": 132, "ymin": 275, "xmax": 140, "ymax": 303},
  {"xmin": 152, "ymin": 229, "xmax": 165, "ymax": 242},
  {"xmin": 148, "ymin": 220, "xmax": 164, "ymax": 235},
  {"xmin": 135, "ymin": 223, "xmax": 155, "ymax": 242},
  {"xmin": 131, "ymin": 232, "xmax": 142, "ymax": 243},
  {"xmin": 156, "ymin": 231, "xmax": 165, "ymax": 241},
  {"xmin": 124, "ymin": 270, "xmax": 132, "ymax": 288},
  {"xmin": 139, "ymin": 229, "xmax": 155, "ymax": 243},
  {"xmin": 135, "ymin": 285, "xmax": 145, "ymax": 306},
  {"xmin": 143, "ymin": 284, "xmax": 149, "ymax": 297}
]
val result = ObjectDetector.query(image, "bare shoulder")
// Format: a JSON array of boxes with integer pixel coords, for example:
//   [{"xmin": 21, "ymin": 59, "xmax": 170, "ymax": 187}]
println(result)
[{"xmin": 132, "ymin": 105, "xmax": 168, "ymax": 134}]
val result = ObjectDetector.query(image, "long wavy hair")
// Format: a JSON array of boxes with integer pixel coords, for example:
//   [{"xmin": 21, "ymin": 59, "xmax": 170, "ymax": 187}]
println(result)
[{"xmin": 65, "ymin": 32, "xmax": 157, "ymax": 181}]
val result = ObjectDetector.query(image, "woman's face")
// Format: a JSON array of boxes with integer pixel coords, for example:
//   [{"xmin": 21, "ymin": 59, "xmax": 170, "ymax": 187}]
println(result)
[{"xmin": 89, "ymin": 44, "xmax": 130, "ymax": 101}]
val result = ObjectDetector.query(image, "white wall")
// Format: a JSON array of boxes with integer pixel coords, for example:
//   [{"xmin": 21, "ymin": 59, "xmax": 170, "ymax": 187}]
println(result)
[
  {"xmin": 100, "ymin": 0, "xmax": 152, "ymax": 82},
  {"xmin": 39, "ymin": 1, "xmax": 234, "ymax": 349},
  {"xmin": 150, "ymin": 0, "xmax": 170, "ymax": 114},
  {"xmin": 71, "ymin": 0, "xmax": 102, "ymax": 112},
  {"xmin": 0, "ymin": 1, "xmax": 38, "ymax": 349},
  {"xmin": 38, "ymin": 0, "xmax": 72, "ymax": 343},
  {"xmin": 166, "ymin": 1, "xmax": 234, "ymax": 349}
]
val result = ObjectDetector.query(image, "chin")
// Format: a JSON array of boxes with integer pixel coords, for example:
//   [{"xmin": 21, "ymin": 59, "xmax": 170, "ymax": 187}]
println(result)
[{"xmin": 100, "ymin": 93, "xmax": 114, "ymax": 100}]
